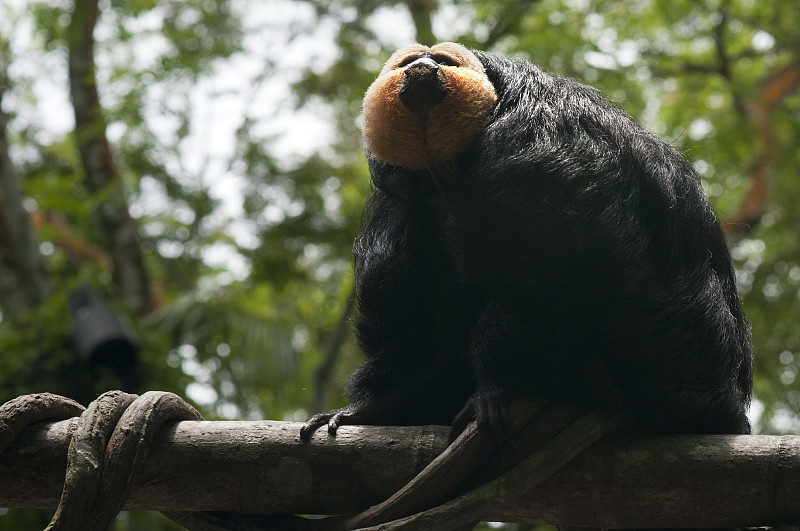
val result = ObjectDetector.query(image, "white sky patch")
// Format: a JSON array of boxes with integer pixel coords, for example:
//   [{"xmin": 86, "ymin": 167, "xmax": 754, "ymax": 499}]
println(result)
[
  {"xmin": 367, "ymin": 4, "xmax": 416, "ymax": 48},
  {"xmin": 432, "ymin": 2, "xmax": 474, "ymax": 42},
  {"xmin": 640, "ymin": 86, "xmax": 667, "ymax": 135},
  {"xmin": 180, "ymin": 73, "xmax": 251, "ymax": 220},
  {"xmin": 237, "ymin": 3, "xmax": 340, "ymax": 164},
  {"xmin": 584, "ymin": 50, "xmax": 616, "ymax": 70},
  {"xmin": 202, "ymin": 241, "xmax": 251, "ymax": 283},
  {"xmin": 751, "ymin": 30, "xmax": 775, "ymax": 52},
  {"xmin": 688, "ymin": 117, "xmax": 713, "ymax": 140},
  {"xmin": 748, "ymin": 398, "xmax": 763, "ymax": 433},
  {"xmin": 3, "ymin": 0, "xmax": 407, "ymax": 261},
  {"xmin": 136, "ymin": 1, "xmax": 344, "ymax": 260},
  {"xmin": 4, "ymin": 9, "xmax": 74, "ymax": 145},
  {"xmin": 769, "ymin": 405, "xmax": 800, "ymax": 434},
  {"xmin": 227, "ymin": 218, "xmax": 261, "ymax": 250},
  {"xmin": 129, "ymin": 176, "xmax": 172, "ymax": 219},
  {"xmin": 689, "ymin": 36, "xmax": 715, "ymax": 55},
  {"xmin": 616, "ymin": 39, "xmax": 640, "ymax": 67},
  {"xmin": 565, "ymin": 0, "xmax": 592, "ymax": 12},
  {"xmin": 186, "ymin": 382, "xmax": 219, "ymax": 406}
]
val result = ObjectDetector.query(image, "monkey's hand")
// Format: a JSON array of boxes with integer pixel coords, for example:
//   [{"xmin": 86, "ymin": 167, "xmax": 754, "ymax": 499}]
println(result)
[{"xmin": 299, "ymin": 404, "xmax": 370, "ymax": 442}]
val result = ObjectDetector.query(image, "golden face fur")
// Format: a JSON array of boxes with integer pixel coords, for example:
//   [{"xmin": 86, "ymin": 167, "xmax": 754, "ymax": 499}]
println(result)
[{"xmin": 362, "ymin": 42, "xmax": 498, "ymax": 170}]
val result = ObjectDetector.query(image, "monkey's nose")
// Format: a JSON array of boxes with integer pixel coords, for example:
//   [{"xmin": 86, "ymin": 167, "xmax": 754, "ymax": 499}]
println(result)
[
  {"xmin": 399, "ymin": 57, "xmax": 447, "ymax": 116},
  {"xmin": 405, "ymin": 57, "xmax": 440, "ymax": 75}
]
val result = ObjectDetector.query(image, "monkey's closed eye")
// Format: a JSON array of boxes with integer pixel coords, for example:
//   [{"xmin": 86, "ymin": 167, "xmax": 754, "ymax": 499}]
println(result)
[
  {"xmin": 397, "ymin": 52, "xmax": 460, "ymax": 69},
  {"xmin": 430, "ymin": 53, "xmax": 459, "ymax": 67},
  {"xmin": 397, "ymin": 56, "xmax": 419, "ymax": 68}
]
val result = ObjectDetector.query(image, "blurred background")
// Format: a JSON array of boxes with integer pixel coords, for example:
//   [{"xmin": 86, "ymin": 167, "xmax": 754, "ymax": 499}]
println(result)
[{"xmin": 1, "ymin": 0, "xmax": 798, "ymax": 529}]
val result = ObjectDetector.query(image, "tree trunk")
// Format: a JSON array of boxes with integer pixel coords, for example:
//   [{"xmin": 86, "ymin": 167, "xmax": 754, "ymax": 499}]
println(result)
[
  {"xmin": 67, "ymin": 0, "xmax": 154, "ymax": 315},
  {"xmin": 0, "ymin": 52, "xmax": 51, "ymax": 320}
]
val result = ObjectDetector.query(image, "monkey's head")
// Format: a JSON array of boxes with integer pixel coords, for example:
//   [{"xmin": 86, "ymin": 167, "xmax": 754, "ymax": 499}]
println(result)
[{"xmin": 362, "ymin": 42, "xmax": 497, "ymax": 170}]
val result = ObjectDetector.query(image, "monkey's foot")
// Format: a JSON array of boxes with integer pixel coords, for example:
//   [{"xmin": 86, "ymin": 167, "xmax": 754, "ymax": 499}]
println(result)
[
  {"xmin": 450, "ymin": 387, "xmax": 510, "ymax": 449},
  {"xmin": 299, "ymin": 405, "xmax": 369, "ymax": 441}
]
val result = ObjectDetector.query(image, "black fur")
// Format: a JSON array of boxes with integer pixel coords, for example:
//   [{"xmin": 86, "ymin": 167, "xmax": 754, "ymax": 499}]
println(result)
[{"xmin": 304, "ymin": 50, "xmax": 752, "ymax": 440}]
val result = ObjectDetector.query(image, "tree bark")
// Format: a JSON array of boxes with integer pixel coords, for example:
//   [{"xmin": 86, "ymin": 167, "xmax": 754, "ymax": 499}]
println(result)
[
  {"xmin": 0, "ymin": 49, "xmax": 51, "ymax": 320},
  {"xmin": 405, "ymin": 0, "xmax": 437, "ymax": 46},
  {"xmin": 67, "ymin": 0, "xmax": 154, "ymax": 315},
  {"xmin": 2, "ymin": 419, "xmax": 799, "ymax": 528}
]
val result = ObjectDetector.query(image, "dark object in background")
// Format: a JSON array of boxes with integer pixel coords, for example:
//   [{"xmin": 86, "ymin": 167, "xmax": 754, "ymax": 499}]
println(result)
[{"xmin": 69, "ymin": 284, "xmax": 138, "ymax": 391}]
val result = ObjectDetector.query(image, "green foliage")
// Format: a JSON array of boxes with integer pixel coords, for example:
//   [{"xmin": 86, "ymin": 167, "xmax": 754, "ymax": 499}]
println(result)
[
  {"xmin": 1, "ymin": 0, "xmax": 799, "ymax": 526},
  {"xmin": 4, "ymin": 0, "xmax": 800, "ymax": 428}
]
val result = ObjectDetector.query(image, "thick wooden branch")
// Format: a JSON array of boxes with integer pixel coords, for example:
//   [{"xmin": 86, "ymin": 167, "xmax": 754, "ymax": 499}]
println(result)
[{"xmin": 2, "ymin": 419, "xmax": 799, "ymax": 528}]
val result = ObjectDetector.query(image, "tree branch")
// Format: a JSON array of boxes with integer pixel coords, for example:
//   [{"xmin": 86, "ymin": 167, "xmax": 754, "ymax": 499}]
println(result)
[
  {"xmin": 29, "ymin": 211, "xmax": 112, "ymax": 268},
  {"xmin": 404, "ymin": 0, "xmax": 437, "ymax": 46},
  {"xmin": 481, "ymin": 0, "xmax": 542, "ymax": 50},
  {"xmin": 722, "ymin": 57, "xmax": 800, "ymax": 243},
  {"xmin": 67, "ymin": 0, "xmax": 154, "ymax": 315},
  {"xmin": 2, "ymin": 419, "xmax": 799, "ymax": 527}
]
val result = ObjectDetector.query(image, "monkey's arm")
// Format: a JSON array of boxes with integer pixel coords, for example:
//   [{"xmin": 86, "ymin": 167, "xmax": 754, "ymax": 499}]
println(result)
[{"xmin": 302, "ymin": 176, "xmax": 476, "ymax": 441}]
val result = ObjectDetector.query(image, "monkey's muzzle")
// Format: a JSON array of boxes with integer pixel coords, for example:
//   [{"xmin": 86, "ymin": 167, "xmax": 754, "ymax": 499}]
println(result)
[{"xmin": 398, "ymin": 57, "xmax": 448, "ymax": 117}]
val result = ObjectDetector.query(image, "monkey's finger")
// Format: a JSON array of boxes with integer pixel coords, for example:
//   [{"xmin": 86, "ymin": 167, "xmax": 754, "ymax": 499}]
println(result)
[
  {"xmin": 327, "ymin": 412, "xmax": 344, "ymax": 435},
  {"xmin": 299, "ymin": 413, "xmax": 334, "ymax": 441}
]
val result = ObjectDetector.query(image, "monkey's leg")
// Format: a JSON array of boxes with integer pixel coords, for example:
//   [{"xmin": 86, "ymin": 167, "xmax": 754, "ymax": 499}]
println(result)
[{"xmin": 336, "ymin": 300, "xmax": 621, "ymax": 529}]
